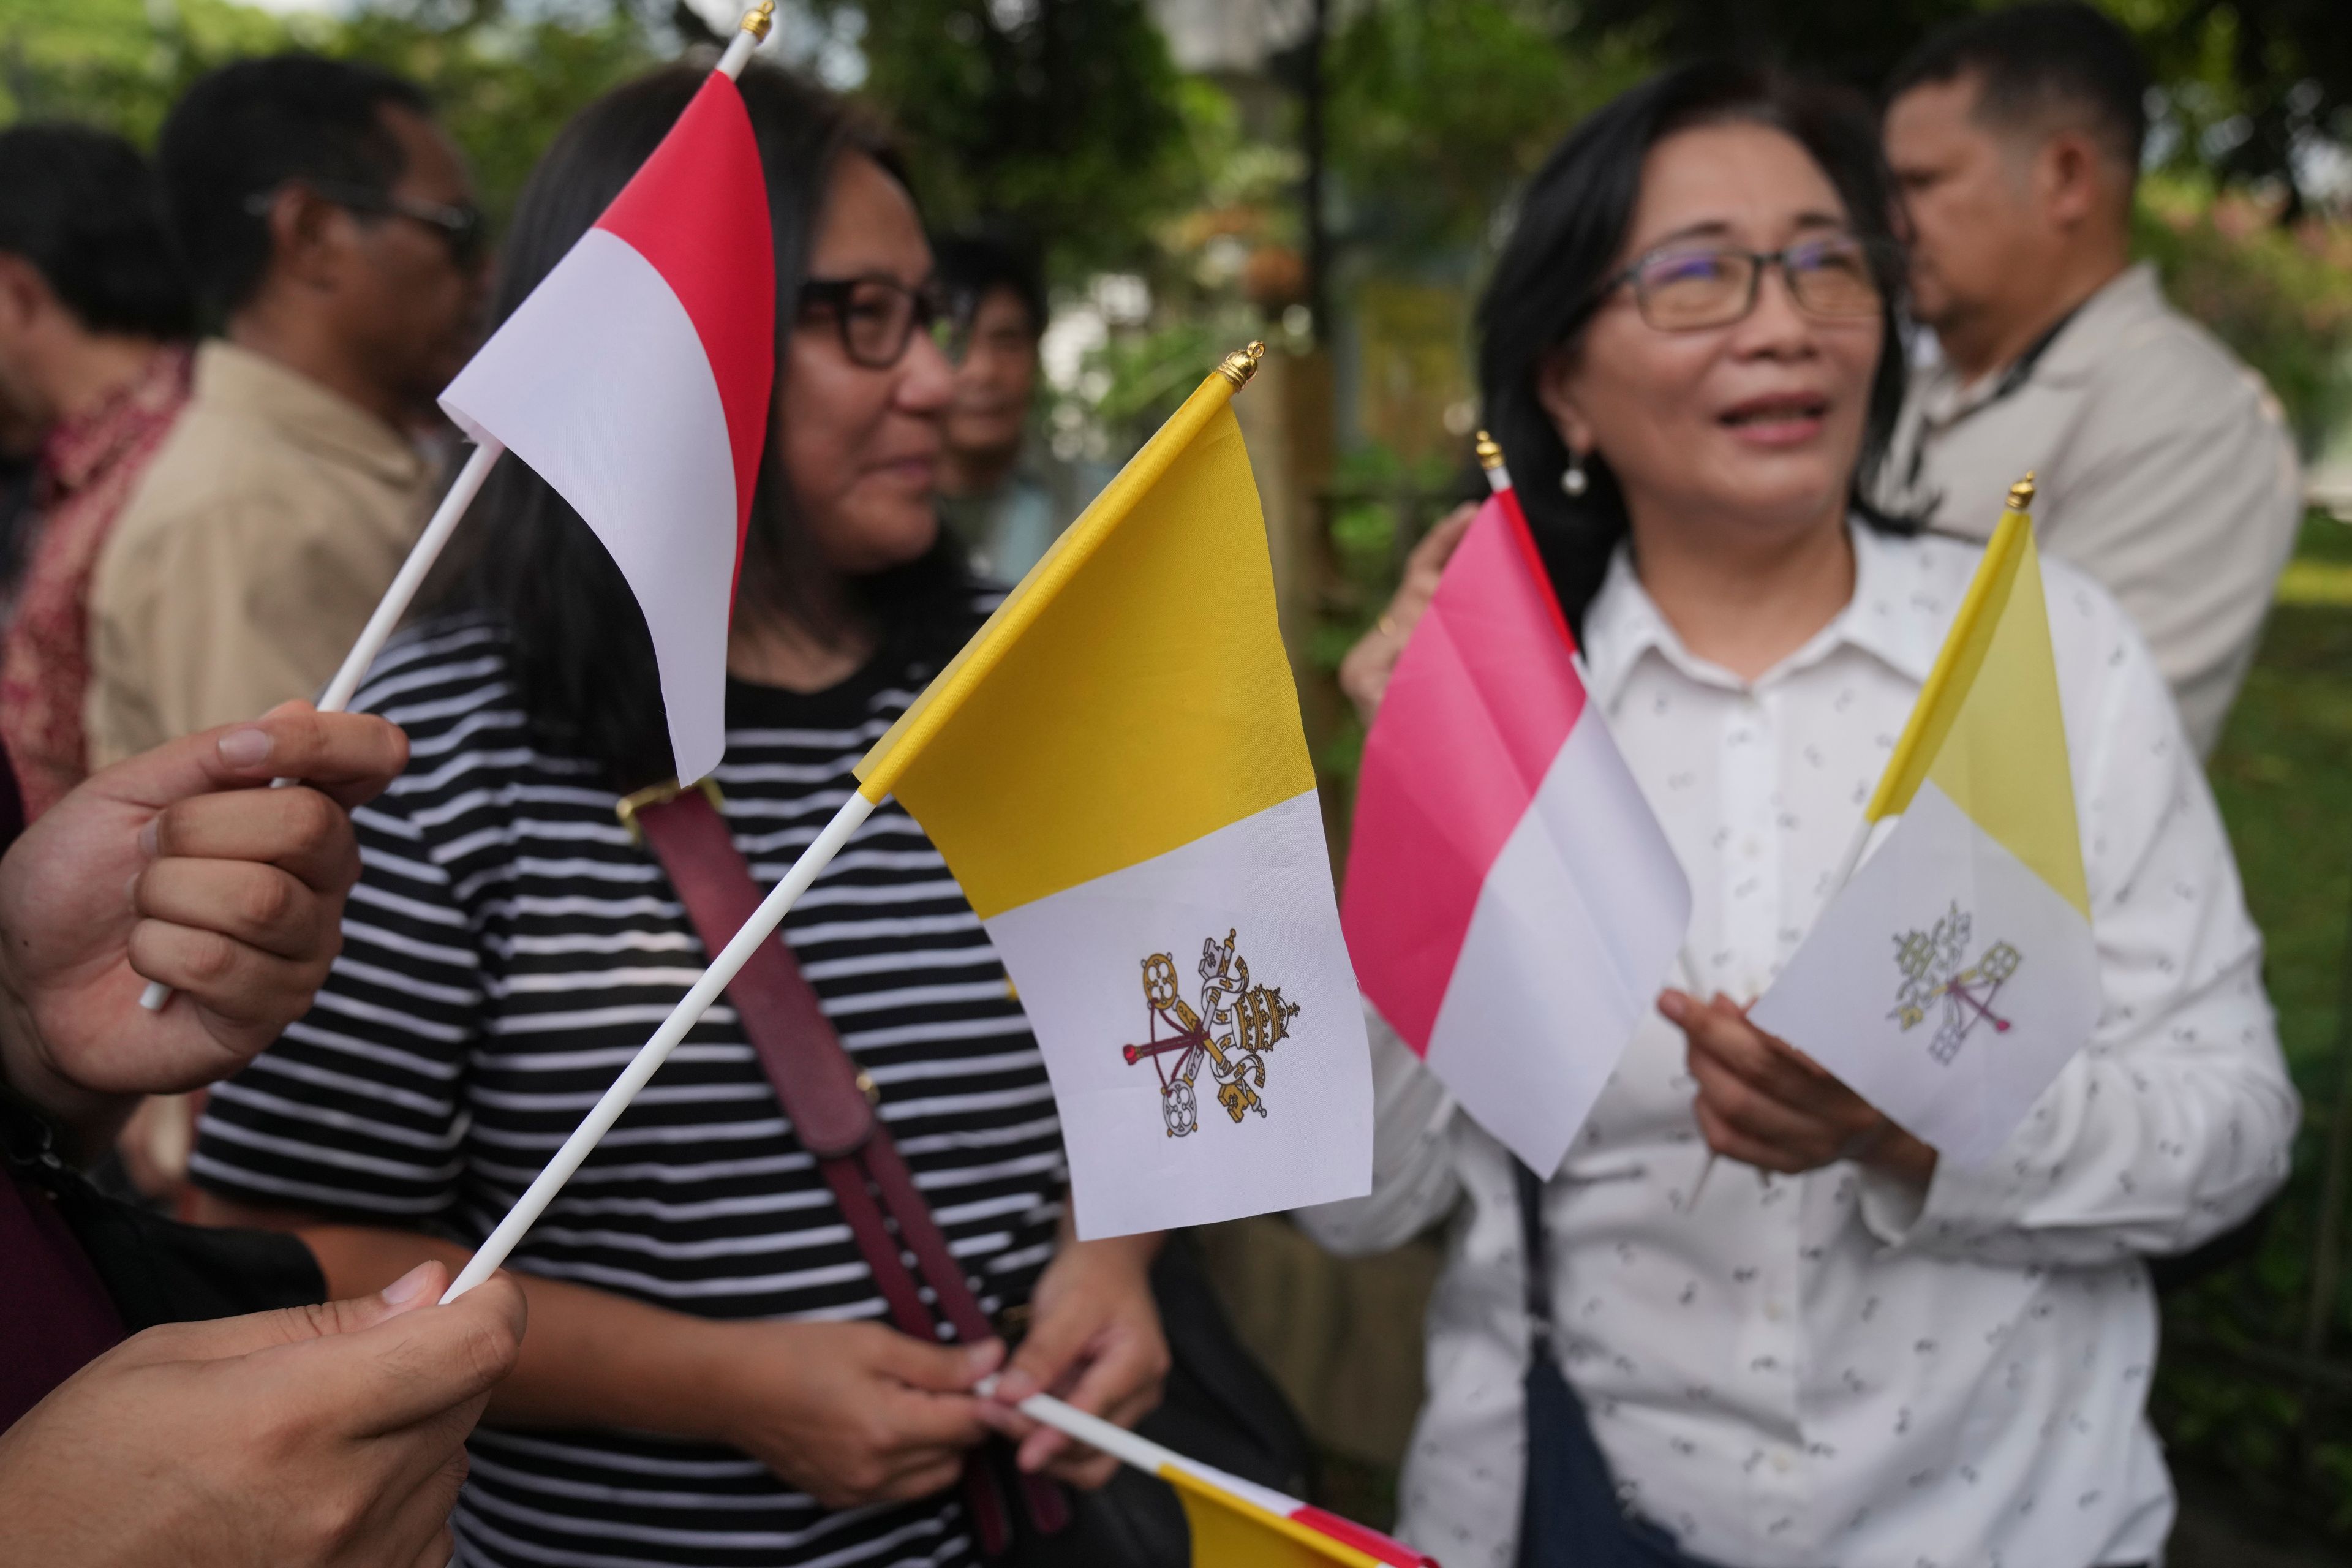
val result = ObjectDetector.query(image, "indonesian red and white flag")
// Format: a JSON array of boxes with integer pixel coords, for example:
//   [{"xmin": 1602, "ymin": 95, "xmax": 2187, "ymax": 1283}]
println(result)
[
  {"xmin": 441, "ymin": 72, "xmax": 774, "ymax": 785},
  {"xmin": 1341, "ymin": 481, "xmax": 1689, "ymax": 1175}
]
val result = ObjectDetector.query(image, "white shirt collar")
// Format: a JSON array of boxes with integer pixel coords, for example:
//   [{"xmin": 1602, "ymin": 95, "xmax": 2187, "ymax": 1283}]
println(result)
[{"xmin": 1580, "ymin": 518, "xmax": 1940, "ymax": 710}]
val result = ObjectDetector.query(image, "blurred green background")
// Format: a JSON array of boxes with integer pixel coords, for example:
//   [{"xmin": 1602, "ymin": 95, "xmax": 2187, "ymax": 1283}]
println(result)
[{"xmin": 7, "ymin": 0, "xmax": 2352, "ymax": 1555}]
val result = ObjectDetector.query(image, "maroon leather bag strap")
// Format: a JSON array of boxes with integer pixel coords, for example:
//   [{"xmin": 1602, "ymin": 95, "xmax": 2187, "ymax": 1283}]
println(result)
[
  {"xmin": 630, "ymin": 785, "xmax": 875, "ymax": 1159},
  {"xmin": 631, "ymin": 786, "xmax": 1067, "ymax": 1547}
]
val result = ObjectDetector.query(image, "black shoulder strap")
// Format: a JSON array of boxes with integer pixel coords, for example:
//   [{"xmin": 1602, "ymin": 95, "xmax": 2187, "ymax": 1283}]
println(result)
[{"xmin": 1516, "ymin": 1160, "xmax": 1554, "ymax": 1336}]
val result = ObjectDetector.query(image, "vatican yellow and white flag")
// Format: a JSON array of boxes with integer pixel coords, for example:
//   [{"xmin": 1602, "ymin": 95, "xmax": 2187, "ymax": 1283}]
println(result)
[
  {"xmin": 1749, "ymin": 482, "xmax": 2100, "ymax": 1167},
  {"xmin": 855, "ymin": 347, "xmax": 1371, "ymax": 1239}
]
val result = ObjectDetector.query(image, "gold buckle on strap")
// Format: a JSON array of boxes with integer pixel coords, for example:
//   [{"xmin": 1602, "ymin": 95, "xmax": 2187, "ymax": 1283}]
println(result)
[{"xmin": 614, "ymin": 776, "xmax": 723, "ymax": 847}]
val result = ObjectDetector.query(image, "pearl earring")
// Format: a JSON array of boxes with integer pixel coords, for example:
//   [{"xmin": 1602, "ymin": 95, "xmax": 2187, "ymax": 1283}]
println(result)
[{"xmin": 1561, "ymin": 451, "xmax": 1589, "ymax": 497}]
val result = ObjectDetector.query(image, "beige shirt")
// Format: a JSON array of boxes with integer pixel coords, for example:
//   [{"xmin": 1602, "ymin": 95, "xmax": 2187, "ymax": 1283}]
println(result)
[
  {"xmin": 85, "ymin": 341, "xmax": 433, "ymax": 766},
  {"xmin": 1879, "ymin": 262, "xmax": 2302, "ymax": 757}
]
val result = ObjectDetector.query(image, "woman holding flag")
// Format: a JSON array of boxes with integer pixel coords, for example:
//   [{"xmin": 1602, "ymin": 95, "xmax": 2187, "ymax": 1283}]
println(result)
[
  {"xmin": 184, "ymin": 61, "xmax": 1167, "ymax": 1568},
  {"xmin": 1313, "ymin": 62, "xmax": 2295, "ymax": 1568}
]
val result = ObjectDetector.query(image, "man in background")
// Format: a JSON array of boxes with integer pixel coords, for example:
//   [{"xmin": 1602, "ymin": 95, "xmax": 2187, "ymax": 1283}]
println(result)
[
  {"xmin": 933, "ymin": 228, "xmax": 1102, "ymax": 582},
  {"xmin": 87, "ymin": 53, "xmax": 486, "ymax": 767},
  {"xmin": 0, "ymin": 125, "xmax": 196, "ymax": 821},
  {"xmin": 1880, "ymin": 2, "xmax": 2302, "ymax": 756}
]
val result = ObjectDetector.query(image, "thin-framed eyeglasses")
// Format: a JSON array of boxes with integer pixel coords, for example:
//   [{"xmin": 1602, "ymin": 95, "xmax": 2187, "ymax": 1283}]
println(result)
[
  {"xmin": 1602, "ymin": 233, "xmax": 1886, "ymax": 332},
  {"xmin": 244, "ymin": 181, "xmax": 485, "ymax": 268},
  {"xmin": 797, "ymin": 274, "xmax": 957, "ymax": 370}
]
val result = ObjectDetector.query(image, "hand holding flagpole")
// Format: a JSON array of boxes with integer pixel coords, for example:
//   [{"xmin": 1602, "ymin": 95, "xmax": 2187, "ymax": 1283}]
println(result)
[
  {"xmin": 977, "ymin": 1376, "xmax": 1438, "ymax": 1564},
  {"xmin": 135, "ymin": 3, "xmax": 778, "ymax": 1016}
]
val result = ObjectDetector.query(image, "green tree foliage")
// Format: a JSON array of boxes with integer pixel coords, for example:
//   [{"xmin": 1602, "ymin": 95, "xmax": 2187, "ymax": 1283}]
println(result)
[
  {"xmin": 328, "ymin": 5, "xmax": 657, "ymax": 224},
  {"xmin": 1559, "ymin": 0, "xmax": 2352, "ymax": 211},
  {"xmin": 825, "ymin": 0, "xmax": 1197, "ymax": 276},
  {"xmin": 0, "ymin": 0, "xmax": 656, "ymax": 224},
  {"xmin": 2133, "ymin": 0, "xmax": 2352, "ymax": 216},
  {"xmin": 0, "ymin": 0, "xmax": 290, "ymax": 143},
  {"xmin": 1323, "ymin": 0, "xmax": 1653, "ymax": 257}
]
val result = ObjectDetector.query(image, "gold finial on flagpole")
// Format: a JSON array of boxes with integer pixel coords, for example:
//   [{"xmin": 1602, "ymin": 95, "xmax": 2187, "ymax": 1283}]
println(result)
[
  {"xmin": 741, "ymin": 1, "xmax": 776, "ymax": 40},
  {"xmin": 2007, "ymin": 471, "xmax": 2036, "ymax": 511},
  {"xmin": 1475, "ymin": 430, "xmax": 1504, "ymax": 471},
  {"xmin": 1215, "ymin": 341, "xmax": 1267, "ymax": 390}
]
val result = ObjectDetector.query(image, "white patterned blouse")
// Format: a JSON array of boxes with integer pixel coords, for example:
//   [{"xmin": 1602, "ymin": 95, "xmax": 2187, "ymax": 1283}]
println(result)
[{"xmin": 1302, "ymin": 521, "xmax": 2297, "ymax": 1568}]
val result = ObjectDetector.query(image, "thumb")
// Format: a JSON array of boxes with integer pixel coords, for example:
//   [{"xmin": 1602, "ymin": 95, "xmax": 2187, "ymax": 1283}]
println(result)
[
  {"xmin": 120, "ymin": 1261, "xmax": 454, "ymax": 1365},
  {"xmin": 874, "ymin": 1330, "xmax": 1003, "ymax": 1395},
  {"xmin": 245, "ymin": 1268, "xmax": 527, "ymax": 1438},
  {"xmin": 998, "ymin": 1300, "xmax": 1098, "ymax": 1405},
  {"xmin": 86, "ymin": 703, "xmax": 408, "ymax": 813}
]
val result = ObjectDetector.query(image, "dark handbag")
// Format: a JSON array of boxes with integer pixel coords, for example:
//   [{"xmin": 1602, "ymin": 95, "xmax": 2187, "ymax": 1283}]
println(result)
[
  {"xmin": 631, "ymin": 784, "xmax": 1311, "ymax": 1566},
  {"xmin": 1514, "ymin": 1163, "xmax": 1727, "ymax": 1568},
  {"xmin": 0, "ymin": 1083, "xmax": 323, "ymax": 1332}
]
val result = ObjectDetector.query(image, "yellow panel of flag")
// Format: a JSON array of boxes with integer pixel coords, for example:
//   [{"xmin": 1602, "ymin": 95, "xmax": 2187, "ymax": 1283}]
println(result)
[
  {"xmin": 1751, "ymin": 476, "xmax": 2101, "ymax": 1166},
  {"xmin": 853, "ymin": 345, "xmax": 1372, "ymax": 1240}
]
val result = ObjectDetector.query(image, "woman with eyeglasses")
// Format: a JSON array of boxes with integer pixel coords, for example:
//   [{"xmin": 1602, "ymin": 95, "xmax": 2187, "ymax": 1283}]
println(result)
[
  {"xmin": 1311, "ymin": 64, "xmax": 2292, "ymax": 1568},
  {"xmin": 184, "ymin": 64, "xmax": 1169, "ymax": 1568}
]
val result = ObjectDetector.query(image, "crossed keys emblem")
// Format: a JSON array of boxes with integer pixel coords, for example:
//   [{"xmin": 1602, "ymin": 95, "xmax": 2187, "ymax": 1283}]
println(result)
[
  {"xmin": 1119, "ymin": 929, "xmax": 1301, "ymax": 1139},
  {"xmin": 1889, "ymin": 902, "xmax": 2023, "ymax": 1065}
]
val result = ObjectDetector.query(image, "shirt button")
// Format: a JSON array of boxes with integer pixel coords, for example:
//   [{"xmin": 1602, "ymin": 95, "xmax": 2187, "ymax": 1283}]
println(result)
[
  {"xmin": 1742, "ymin": 839, "xmax": 1761, "ymax": 858},
  {"xmin": 1764, "ymin": 1300, "xmax": 1786, "ymax": 1322},
  {"xmin": 1771, "ymin": 1449, "xmax": 1795, "ymax": 1474}
]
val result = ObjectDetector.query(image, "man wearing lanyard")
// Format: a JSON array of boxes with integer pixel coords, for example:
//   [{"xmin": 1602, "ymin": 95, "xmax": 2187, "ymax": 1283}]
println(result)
[{"xmin": 1880, "ymin": 2, "xmax": 2301, "ymax": 757}]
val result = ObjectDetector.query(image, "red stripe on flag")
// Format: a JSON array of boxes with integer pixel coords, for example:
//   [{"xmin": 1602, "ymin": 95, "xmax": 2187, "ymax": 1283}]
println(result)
[
  {"xmin": 1340, "ymin": 494, "xmax": 1590, "ymax": 1049},
  {"xmin": 596, "ymin": 72, "xmax": 776, "ymax": 546},
  {"xmin": 1289, "ymin": 1505, "xmax": 1441, "ymax": 1566},
  {"xmin": 1494, "ymin": 484, "xmax": 1577, "ymax": 654}
]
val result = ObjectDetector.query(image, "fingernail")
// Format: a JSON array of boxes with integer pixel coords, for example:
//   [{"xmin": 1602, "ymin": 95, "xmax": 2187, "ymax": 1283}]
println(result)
[
  {"xmin": 381, "ymin": 1262, "xmax": 437, "ymax": 1306},
  {"xmin": 1657, "ymin": 991, "xmax": 1687, "ymax": 1023},
  {"xmin": 995, "ymin": 1368, "xmax": 1036, "ymax": 1403},
  {"xmin": 218, "ymin": 728, "xmax": 272, "ymax": 769},
  {"xmin": 138, "ymin": 818, "xmax": 160, "ymax": 858}
]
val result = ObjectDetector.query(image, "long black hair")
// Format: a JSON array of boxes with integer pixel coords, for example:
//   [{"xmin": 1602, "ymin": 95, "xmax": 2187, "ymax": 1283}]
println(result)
[
  {"xmin": 430, "ymin": 62, "xmax": 970, "ymax": 791},
  {"xmin": 1477, "ymin": 62, "xmax": 1915, "ymax": 636}
]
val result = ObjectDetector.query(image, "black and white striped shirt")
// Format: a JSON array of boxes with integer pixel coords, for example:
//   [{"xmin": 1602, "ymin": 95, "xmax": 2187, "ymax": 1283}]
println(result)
[{"xmin": 192, "ymin": 616, "xmax": 1068, "ymax": 1568}]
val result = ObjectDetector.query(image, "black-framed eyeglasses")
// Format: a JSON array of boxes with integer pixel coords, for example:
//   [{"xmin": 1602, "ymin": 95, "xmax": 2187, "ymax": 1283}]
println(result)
[
  {"xmin": 1603, "ymin": 233, "xmax": 1886, "ymax": 332},
  {"xmin": 244, "ymin": 181, "xmax": 485, "ymax": 268},
  {"xmin": 798, "ymin": 274, "xmax": 954, "ymax": 369}
]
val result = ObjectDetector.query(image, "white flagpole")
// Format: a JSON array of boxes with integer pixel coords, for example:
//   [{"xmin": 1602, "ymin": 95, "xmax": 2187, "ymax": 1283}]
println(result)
[
  {"xmin": 976, "ymin": 1377, "xmax": 1314, "ymax": 1520},
  {"xmin": 137, "ymin": 437, "xmax": 503, "ymax": 1012},
  {"xmin": 976, "ymin": 1378, "xmax": 1174, "ymax": 1478},
  {"xmin": 442, "ymin": 789, "xmax": 874, "ymax": 1302},
  {"xmin": 138, "ymin": 2, "xmax": 780, "ymax": 1014},
  {"xmin": 715, "ymin": 4, "xmax": 770, "ymax": 77}
]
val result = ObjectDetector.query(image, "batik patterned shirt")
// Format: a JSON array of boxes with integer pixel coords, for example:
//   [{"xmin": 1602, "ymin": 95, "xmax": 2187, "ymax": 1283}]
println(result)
[{"xmin": 0, "ymin": 342, "xmax": 190, "ymax": 816}]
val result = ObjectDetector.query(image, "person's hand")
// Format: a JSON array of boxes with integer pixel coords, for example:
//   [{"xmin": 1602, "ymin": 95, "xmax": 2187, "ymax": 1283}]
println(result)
[
  {"xmin": 708, "ymin": 1320, "xmax": 1003, "ymax": 1508},
  {"xmin": 1337, "ymin": 502, "xmax": 1478, "ymax": 723},
  {"xmin": 0, "ymin": 1259, "xmax": 524, "ymax": 1568},
  {"xmin": 1660, "ymin": 989, "xmax": 1937, "ymax": 1187},
  {"xmin": 0, "ymin": 703, "xmax": 407, "ymax": 1150},
  {"xmin": 984, "ymin": 1231, "xmax": 1169, "ymax": 1488}
]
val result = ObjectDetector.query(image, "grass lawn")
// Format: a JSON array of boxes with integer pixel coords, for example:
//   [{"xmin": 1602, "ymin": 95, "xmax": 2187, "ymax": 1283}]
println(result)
[
  {"xmin": 2152, "ymin": 509, "xmax": 2352, "ymax": 1549},
  {"xmin": 2214, "ymin": 512, "xmax": 2352, "ymax": 1084}
]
